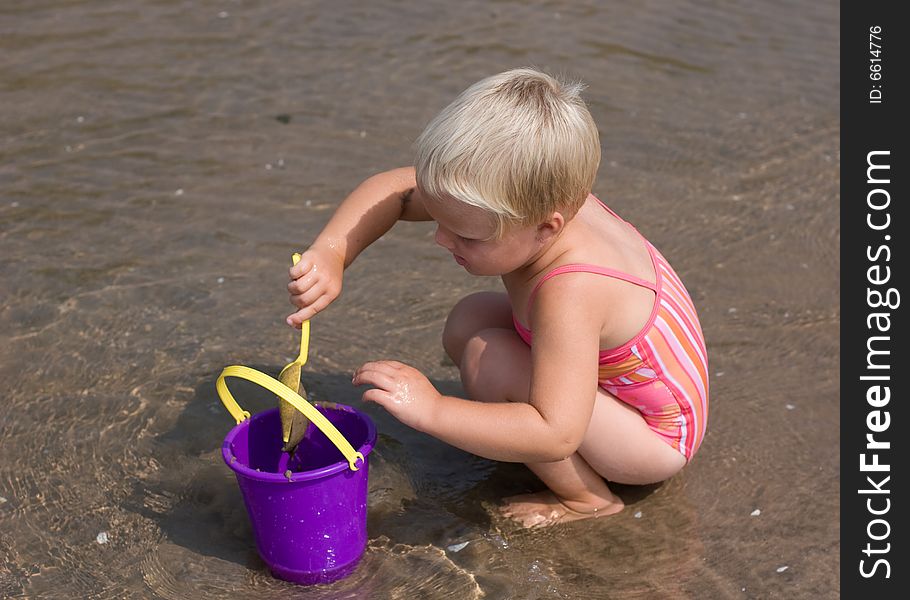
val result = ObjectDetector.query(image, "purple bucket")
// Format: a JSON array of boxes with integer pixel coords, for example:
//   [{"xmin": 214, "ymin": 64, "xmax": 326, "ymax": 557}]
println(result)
[{"xmin": 222, "ymin": 404, "xmax": 376, "ymax": 584}]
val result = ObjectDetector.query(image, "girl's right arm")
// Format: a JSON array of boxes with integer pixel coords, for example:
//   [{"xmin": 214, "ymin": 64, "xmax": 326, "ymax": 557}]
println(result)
[{"xmin": 286, "ymin": 166, "xmax": 432, "ymax": 327}]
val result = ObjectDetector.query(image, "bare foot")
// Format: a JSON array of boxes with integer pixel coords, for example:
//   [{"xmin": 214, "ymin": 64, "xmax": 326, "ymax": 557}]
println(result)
[{"xmin": 499, "ymin": 490, "xmax": 624, "ymax": 527}]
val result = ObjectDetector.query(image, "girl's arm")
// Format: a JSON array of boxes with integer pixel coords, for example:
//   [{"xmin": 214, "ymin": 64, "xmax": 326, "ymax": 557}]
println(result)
[
  {"xmin": 432, "ymin": 274, "xmax": 603, "ymax": 462},
  {"xmin": 354, "ymin": 273, "xmax": 606, "ymax": 463},
  {"xmin": 287, "ymin": 167, "xmax": 431, "ymax": 325},
  {"xmin": 310, "ymin": 166, "xmax": 431, "ymax": 269}
]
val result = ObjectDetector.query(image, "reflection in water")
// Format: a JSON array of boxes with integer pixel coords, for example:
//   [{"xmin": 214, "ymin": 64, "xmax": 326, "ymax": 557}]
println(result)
[{"xmin": 1, "ymin": 0, "xmax": 838, "ymax": 597}]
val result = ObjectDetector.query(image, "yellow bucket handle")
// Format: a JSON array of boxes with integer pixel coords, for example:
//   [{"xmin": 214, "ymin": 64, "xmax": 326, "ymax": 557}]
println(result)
[{"xmin": 216, "ymin": 365, "xmax": 364, "ymax": 471}]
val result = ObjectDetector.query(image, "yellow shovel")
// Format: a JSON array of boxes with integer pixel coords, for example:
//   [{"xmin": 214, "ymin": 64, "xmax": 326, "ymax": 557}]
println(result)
[{"xmin": 278, "ymin": 253, "xmax": 311, "ymax": 453}]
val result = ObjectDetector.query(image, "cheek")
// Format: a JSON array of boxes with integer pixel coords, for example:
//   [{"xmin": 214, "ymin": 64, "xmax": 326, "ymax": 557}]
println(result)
[
  {"xmin": 490, "ymin": 238, "xmax": 535, "ymax": 265},
  {"xmin": 473, "ymin": 242, "xmax": 516, "ymax": 266},
  {"xmin": 434, "ymin": 226, "xmax": 454, "ymax": 249}
]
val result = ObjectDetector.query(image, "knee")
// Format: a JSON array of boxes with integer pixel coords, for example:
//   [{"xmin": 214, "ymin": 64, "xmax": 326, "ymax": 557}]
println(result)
[
  {"xmin": 459, "ymin": 329, "xmax": 517, "ymax": 401},
  {"xmin": 442, "ymin": 292, "xmax": 499, "ymax": 366}
]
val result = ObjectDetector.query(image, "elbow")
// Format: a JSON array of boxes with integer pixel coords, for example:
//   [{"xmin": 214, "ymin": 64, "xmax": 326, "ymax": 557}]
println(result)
[
  {"xmin": 525, "ymin": 407, "xmax": 586, "ymax": 462},
  {"xmin": 536, "ymin": 433, "xmax": 582, "ymax": 463}
]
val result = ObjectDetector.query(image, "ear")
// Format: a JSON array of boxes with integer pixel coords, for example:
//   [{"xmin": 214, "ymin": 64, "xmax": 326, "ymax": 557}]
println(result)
[{"xmin": 536, "ymin": 211, "xmax": 566, "ymax": 242}]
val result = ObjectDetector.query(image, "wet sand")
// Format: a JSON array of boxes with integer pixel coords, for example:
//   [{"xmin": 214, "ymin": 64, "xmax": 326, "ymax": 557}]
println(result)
[{"xmin": 1, "ymin": 1, "xmax": 839, "ymax": 598}]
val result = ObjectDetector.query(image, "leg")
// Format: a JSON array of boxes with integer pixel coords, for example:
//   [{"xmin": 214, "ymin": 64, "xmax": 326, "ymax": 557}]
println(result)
[
  {"xmin": 442, "ymin": 291, "xmax": 513, "ymax": 366},
  {"xmin": 459, "ymin": 328, "xmax": 686, "ymax": 527}
]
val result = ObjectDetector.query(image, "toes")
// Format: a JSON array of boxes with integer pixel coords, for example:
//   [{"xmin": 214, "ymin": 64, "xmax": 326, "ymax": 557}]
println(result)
[
  {"xmin": 524, "ymin": 515, "xmax": 547, "ymax": 528},
  {"xmin": 498, "ymin": 502, "xmax": 563, "ymax": 528},
  {"xmin": 526, "ymin": 510, "xmax": 561, "ymax": 528}
]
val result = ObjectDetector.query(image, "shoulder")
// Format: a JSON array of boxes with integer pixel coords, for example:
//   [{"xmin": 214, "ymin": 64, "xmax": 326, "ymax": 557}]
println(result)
[
  {"xmin": 391, "ymin": 166, "xmax": 434, "ymax": 222},
  {"xmin": 528, "ymin": 269, "xmax": 620, "ymax": 335}
]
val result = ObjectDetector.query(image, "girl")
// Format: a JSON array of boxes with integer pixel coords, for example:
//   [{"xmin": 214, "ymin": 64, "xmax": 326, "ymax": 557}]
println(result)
[{"xmin": 286, "ymin": 68, "xmax": 709, "ymax": 527}]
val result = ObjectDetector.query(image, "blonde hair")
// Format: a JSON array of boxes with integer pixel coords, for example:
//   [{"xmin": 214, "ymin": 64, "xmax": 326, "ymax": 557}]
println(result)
[{"xmin": 414, "ymin": 68, "xmax": 601, "ymax": 236}]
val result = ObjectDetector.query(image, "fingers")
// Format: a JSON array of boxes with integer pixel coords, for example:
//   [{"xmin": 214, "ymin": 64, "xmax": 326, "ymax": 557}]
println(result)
[
  {"xmin": 359, "ymin": 360, "xmax": 405, "ymax": 370},
  {"xmin": 289, "ymin": 255, "xmax": 314, "ymax": 280},
  {"xmin": 353, "ymin": 360, "xmax": 406, "ymax": 381},
  {"xmin": 287, "ymin": 290, "xmax": 333, "ymax": 323},
  {"xmin": 354, "ymin": 362, "xmax": 407, "ymax": 409},
  {"xmin": 352, "ymin": 362, "xmax": 401, "ymax": 389},
  {"xmin": 287, "ymin": 299, "xmax": 327, "ymax": 327},
  {"xmin": 286, "ymin": 261, "xmax": 340, "ymax": 326},
  {"xmin": 288, "ymin": 274, "xmax": 327, "ymax": 312},
  {"xmin": 291, "ymin": 285, "xmax": 325, "ymax": 310},
  {"xmin": 287, "ymin": 267, "xmax": 318, "ymax": 296},
  {"xmin": 361, "ymin": 388, "xmax": 393, "ymax": 407}
]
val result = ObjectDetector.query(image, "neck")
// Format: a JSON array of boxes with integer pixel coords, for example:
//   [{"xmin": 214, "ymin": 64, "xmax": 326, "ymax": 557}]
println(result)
[{"xmin": 503, "ymin": 213, "xmax": 580, "ymax": 287}]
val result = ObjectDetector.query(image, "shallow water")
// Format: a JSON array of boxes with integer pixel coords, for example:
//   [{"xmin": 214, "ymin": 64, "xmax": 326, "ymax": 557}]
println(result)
[{"xmin": 0, "ymin": 0, "xmax": 839, "ymax": 598}]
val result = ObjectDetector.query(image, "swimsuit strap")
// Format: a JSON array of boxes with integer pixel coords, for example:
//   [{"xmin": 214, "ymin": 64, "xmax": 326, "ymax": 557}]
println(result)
[
  {"xmin": 524, "ymin": 263, "xmax": 658, "ymax": 319},
  {"xmin": 598, "ymin": 201, "xmax": 624, "ymax": 220},
  {"xmin": 519, "ymin": 196, "xmax": 661, "ymax": 328}
]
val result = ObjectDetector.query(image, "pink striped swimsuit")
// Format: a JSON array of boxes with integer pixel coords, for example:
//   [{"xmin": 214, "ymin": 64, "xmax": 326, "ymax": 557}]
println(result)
[{"xmin": 512, "ymin": 200, "xmax": 709, "ymax": 460}]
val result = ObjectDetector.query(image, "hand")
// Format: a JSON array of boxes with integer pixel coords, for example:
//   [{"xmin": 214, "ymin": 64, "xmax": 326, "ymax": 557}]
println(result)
[
  {"xmin": 352, "ymin": 360, "xmax": 441, "ymax": 431},
  {"xmin": 286, "ymin": 243, "xmax": 345, "ymax": 327}
]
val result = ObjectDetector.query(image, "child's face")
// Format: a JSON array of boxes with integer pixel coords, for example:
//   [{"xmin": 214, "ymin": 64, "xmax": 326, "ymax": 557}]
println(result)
[{"xmin": 423, "ymin": 194, "xmax": 541, "ymax": 276}]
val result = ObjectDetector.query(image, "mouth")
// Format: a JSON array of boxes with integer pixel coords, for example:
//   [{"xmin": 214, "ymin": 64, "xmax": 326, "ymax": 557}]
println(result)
[{"xmin": 453, "ymin": 254, "xmax": 467, "ymax": 266}]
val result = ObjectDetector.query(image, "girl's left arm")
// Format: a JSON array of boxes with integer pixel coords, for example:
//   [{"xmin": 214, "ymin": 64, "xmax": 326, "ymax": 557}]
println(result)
[{"xmin": 353, "ymin": 275, "xmax": 604, "ymax": 463}]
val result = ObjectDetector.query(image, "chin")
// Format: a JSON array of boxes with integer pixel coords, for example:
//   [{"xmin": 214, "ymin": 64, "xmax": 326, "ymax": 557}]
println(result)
[{"xmin": 466, "ymin": 263, "xmax": 510, "ymax": 277}]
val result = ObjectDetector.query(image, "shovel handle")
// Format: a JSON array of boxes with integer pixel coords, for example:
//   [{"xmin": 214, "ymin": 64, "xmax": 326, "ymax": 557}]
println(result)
[{"xmin": 291, "ymin": 253, "xmax": 310, "ymax": 366}]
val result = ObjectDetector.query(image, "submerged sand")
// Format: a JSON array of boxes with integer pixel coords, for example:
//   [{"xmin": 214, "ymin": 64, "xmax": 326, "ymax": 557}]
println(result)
[{"xmin": 1, "ymin": 1, "xmax": 838, "ymax": 597}]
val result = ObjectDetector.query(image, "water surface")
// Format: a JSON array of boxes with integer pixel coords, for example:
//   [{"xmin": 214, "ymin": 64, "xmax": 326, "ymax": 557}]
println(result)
[{"xmin": 1, "ymin": 1, "xmax": 839, "ymax": 597}]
